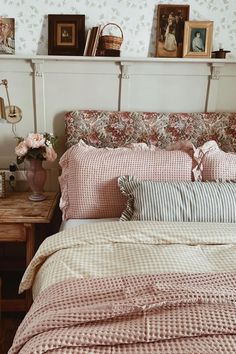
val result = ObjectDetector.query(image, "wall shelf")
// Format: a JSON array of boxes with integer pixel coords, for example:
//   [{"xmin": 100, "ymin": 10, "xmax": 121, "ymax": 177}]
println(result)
[{"xmin": 0, "ymin": 54, "xmax": 235, "ymax": 64}]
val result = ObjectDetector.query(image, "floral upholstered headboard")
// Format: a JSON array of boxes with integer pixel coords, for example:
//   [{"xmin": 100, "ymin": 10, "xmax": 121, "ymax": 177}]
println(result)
[{"xmin": 65, "ymin": 111, "xmax": 236, "ymax": 152}]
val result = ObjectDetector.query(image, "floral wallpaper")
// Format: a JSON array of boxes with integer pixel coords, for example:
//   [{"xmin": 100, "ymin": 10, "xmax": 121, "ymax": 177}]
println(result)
[{"xmin": 1, "ymin": 0, "xmax": 236, "ymax": 58}]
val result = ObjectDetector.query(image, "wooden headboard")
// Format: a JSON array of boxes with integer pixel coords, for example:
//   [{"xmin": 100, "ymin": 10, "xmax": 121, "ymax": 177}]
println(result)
[{"xmin": 65, "ymin": 111, "xmax": 236, "ymax": 152}]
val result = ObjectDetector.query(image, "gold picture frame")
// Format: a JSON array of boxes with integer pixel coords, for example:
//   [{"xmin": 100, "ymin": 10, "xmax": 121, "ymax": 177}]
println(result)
[
  {"xmin": 0, "ymin": 171, "xmax": 6, "ymax": 198},
  {"xmin": 183, "ymin": 21, "xmax": 213, "ymax": 58}
]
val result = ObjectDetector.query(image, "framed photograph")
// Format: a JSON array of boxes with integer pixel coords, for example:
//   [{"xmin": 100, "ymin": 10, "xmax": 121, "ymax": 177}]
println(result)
[
  {"xmin": 48, "ymin": 14, "xmax": 85, "ymax": 56},
  {"xmin": 183, "ymin": 21, "xmax": 214, "ymax": 58},
  {"xmin": 0, "ymin": 172, "xmax": 6, "ymax": 198},
  {"xmin": 0, "ymin": 17, "xmax": 15, "ymax": 54},
  {"xmin": 156, "ymin": 4, "xmax": 190, "ymax": 58}
]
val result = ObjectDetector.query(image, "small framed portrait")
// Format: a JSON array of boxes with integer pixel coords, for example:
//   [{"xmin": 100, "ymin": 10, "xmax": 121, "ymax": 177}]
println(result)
[
  {"xmin": 0, "ymin": 17, "xmax": 15, "ymax": 55},
  {"xmin": 48, "ymin": 14, "xmax": 85, "ymax": 55},
  {"xmin": 156, "ymin": 4, "xmax": 190, "ymax": 58},
  {"xmin": 0, "ymin": 171, "xmax": 6, "ymax": 198},
  {"xmin": 183, "ymin": 21, "xmax": 214, "ymax": 58}
]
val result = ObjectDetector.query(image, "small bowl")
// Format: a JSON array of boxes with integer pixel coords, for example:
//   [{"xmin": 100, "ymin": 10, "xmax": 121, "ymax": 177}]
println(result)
[{"xmin": 212, "ymin": 49, "xmax": 231, "ymax": 59}]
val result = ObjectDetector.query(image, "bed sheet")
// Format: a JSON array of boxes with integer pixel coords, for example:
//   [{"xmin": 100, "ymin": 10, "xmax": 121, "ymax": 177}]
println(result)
[{"xmin": 59, "ymin": 218, "xmax": 119, "ymax": 231}]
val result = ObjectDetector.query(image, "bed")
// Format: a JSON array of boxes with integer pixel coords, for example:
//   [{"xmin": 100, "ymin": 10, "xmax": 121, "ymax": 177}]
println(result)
[{"xmin": 9, "ymin": 110, "xmax": 236, "ymax": 353}]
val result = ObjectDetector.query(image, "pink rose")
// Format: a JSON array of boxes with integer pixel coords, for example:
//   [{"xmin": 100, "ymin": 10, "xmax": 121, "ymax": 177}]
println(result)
[
  {"xmin": 44, "ymin": 146, "xmax": 57, "ymax": 162},
  {"xmin": 25, "ymin": 133, "xmax": 45, "ymax": 148},
  {"xmin": 15, "ymin": 141, "xmax": 28, "ymax": 157}
]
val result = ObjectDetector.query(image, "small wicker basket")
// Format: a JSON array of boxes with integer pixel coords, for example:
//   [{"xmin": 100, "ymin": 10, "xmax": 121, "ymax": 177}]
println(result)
[{"xmin": 99, "ymin": 23, "xmax": 123, "ymax": 51}]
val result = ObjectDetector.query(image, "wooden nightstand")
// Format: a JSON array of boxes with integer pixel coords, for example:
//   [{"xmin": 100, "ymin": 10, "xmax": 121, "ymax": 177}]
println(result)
[{"xmin": 0, "ymin": 192, "xmax": 59, "ymax": 312}]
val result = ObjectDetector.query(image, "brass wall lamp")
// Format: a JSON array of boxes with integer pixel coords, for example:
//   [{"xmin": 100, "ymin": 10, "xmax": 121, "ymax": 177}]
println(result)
[{"xmin": 0, "ymin": 79, "xmax": 22, "ymax": 123}]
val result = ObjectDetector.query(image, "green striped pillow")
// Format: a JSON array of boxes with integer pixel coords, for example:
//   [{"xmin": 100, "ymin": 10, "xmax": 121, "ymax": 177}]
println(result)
[{"xmin": 118, "ymin": 176, "xmax": 236, "ymax": 222}]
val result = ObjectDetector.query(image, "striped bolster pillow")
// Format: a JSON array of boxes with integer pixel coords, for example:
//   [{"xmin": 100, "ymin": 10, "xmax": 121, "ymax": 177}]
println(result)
[{"xmin": 118, "ymin": 176, "xmax": 236, "ymax": 222}]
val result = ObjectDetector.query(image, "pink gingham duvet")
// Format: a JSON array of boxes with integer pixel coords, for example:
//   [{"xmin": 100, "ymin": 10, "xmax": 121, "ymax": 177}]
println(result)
[{"xmin": 9, "ymin": 273, "xmax": 236, "ymax": 353}]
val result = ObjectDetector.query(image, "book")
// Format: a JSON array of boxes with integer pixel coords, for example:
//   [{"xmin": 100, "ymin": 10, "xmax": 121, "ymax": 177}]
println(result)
[
  {"xmin": 87, "ymin": 26, "xmax": 98, "ymax": 56},
  {"xmin": 84, "ymin": 26, "xmax": 101, "ymax": 56},
  {"xmin": 83, "ymin": 29, "xmax": 91, "ymax": 56},
  {"xmin": 92, "ymin": 25, "xmax": 101, "ymax": 56}
]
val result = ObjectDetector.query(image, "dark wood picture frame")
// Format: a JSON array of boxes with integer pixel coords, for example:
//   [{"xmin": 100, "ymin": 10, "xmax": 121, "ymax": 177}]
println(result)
[
  {"xmin": 48, "ymin": 14, "xmax": 85, "ymax": 56},
  {"xmin": 156, "ymin": 4, "xmax": 190, "ymax": 58}
]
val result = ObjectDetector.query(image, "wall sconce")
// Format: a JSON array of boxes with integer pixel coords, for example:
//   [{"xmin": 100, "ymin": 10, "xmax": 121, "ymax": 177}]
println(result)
[{"xmin": 0, "ymin": 79, "xmax": 22, "ymax": 123}]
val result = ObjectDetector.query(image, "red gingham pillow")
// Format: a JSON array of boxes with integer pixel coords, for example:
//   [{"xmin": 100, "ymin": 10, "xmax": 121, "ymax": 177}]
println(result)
[{"xmin": 58, "ymin": 140, "xmax": 194, "ymax": 219}]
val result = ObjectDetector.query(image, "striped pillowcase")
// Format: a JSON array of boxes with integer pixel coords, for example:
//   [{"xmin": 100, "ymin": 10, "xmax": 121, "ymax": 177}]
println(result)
[{"xmin": 118, "ymin": 176, "xmax": 236, "ymax": 222}]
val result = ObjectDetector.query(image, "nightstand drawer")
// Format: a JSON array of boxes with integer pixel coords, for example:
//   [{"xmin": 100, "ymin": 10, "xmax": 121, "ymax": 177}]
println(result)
[{"xmin": 0, "ymin": 224, "xmax": 26, "ymax": 242}]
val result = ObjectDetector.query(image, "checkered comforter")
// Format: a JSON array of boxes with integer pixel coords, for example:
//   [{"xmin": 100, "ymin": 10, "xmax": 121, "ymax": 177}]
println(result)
[
  {"xmin": 10, "ymin": 221, "xmax": 236, "ymax": 353},
  {"xmin": 19, "ymin": 221, "xmax": 236, "ymax": 298}
]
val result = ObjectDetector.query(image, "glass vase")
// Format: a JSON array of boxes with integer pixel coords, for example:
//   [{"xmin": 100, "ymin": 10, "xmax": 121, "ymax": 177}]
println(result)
[{"xmin": 26, "ymin": 159, "xmax": 47, "ymax": 201}]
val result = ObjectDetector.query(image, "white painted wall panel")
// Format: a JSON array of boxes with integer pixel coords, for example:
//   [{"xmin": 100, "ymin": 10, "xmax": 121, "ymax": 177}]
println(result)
[
  {"xmin": 215, "ymin": 65, "xmax": 236, "ymax": 112},
  {"xmin": 128, "ymin": 75, "xmax": 208, "ymax": 112},
  {"xmin": 216, "ymin": 77, "xmax": 236, "ymax": 112}
]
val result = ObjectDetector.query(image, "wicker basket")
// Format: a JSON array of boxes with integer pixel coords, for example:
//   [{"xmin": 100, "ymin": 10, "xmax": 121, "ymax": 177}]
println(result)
[{"xmin": 99, "ymin": 23, "xmax": 123, "ymax": 50}]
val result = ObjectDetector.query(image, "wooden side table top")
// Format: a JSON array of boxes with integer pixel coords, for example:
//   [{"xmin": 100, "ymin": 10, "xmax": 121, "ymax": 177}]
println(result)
[{"xmin": 0, "ymin": 192, "xmax": 59, "ymax": 224}]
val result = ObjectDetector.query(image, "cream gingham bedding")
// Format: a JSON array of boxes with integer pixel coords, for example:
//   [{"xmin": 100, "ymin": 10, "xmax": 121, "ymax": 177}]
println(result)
[{"xmin": 19, "ymin": 221, "xmax": 236, "ymax": 300}]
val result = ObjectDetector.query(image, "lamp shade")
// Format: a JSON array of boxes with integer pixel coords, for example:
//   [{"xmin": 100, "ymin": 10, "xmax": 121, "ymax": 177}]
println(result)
[{"xmin": 0, "ymin": 97, "xmax": 6, "ymax": 120}]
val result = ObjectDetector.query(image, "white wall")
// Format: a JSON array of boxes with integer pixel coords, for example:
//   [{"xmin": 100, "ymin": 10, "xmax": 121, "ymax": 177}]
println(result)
[{"xmin": 1, "ymin": 0, "xmax": 236, "ymax": 58}]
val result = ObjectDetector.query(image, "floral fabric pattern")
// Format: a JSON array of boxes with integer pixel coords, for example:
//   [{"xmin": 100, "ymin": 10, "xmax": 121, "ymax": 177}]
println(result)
[{"xmin": 65, "ymin": 111, "xmax": 236, "ymax": 152}]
